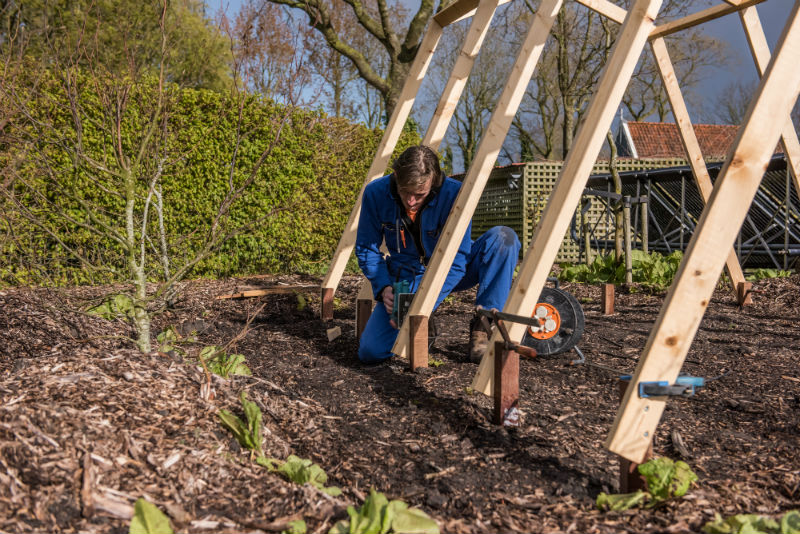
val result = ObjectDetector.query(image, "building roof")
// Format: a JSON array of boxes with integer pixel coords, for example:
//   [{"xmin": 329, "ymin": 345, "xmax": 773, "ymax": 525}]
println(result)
[{"xmin": 617, "ymin": 121, "xmax": 739, "ymax": 159}]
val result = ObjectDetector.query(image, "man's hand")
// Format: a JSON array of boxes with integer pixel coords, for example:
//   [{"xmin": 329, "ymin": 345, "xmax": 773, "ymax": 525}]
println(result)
[{"xmin": 381, "ymin": 286, "xmax": 398, "ymax": 329}]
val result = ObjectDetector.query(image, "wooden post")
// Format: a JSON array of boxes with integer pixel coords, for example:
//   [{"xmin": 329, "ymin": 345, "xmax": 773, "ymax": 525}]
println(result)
[
  {"xmin": 493, "ymin": 341, "xmax": 519, "ymax": 426},
  {"xmin": 623, "ymin": 197, "xmax": 633, "ymax": 284},
  {"xmin": 617, "ymin": 379, "xmax": 653, "ymax": 492},
  {"xmin": 409, "ymin": 315, "xmax": 428, "ymax": 371},
  {"xmin": 737, "ymin": 281, "xmax": 753, "ymax": 307},
  {"xmin": 602, "ymin": 283, "xmax": 616, "ymax": 315},
  {"xmin": 321, "ymin": 288, "xmax": 334, "ymax": 322},
  {"xmin": 472, "ymin": 0, "xmax": 664, "ymax": 395},
  {"xmin": 582, "ymin": 200, "xmax": 593, "ymax": 266},
  {"xmin": 607, "ymin": 4, "xmax": 800, "ymax": 463},
  {"xmin": 640, "ymin": 200, "xmax": 648, "ymax": 254},
  {"xmin": 356, "ymin": 278, "xmax": 374, "ymax": 340},
  {"xmin": 391, "ymin": 0, "xmax": 564, "ymax": 360}
]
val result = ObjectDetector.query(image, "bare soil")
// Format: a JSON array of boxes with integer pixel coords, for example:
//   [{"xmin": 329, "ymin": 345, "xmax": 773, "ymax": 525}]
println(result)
[{"xmin": 1, "ymin": 273, "xmax": 799, "ymax": 533}]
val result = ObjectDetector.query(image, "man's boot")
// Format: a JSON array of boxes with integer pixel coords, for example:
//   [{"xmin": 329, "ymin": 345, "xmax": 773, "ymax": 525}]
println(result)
[{"xmin": 468, "ymin": 315, "xmax": 490, "ymax": 363}]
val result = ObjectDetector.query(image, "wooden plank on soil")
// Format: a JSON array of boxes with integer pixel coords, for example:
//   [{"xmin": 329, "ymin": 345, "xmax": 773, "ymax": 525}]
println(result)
[
  {"xmin": 320, "ymin": 21, "xmax": 444, "ymax": 301},
  {"xmin": 216, "ymin": 285, "xmax": 320, "ymax": 300},
  {"xmin": 607, "ymin": 3, "xmax": 800, "ymax": 463},
  {"xmin": 391, "ymin": 0, "xmax": 564, "ymax": 359},
  {"xmin": 472, "ymin": 0, "xmax": 664, "ymax": 395}
]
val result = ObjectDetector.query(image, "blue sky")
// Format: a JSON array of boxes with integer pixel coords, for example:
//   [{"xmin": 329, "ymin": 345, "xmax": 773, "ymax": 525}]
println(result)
[{"xmin": 211, "ymin": 0, "xmax": 794, "ymax": 125}]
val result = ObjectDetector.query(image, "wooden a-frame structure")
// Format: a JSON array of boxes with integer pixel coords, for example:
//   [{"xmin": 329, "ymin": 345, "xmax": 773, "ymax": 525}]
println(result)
[{"xmin": 320, "ymin": 0, "xmax": 800, "ymax": 464}]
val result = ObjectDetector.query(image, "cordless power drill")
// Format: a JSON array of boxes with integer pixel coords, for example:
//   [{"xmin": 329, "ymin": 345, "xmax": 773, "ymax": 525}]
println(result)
[{"xmin": 391, "ymin": 280, "xmax": 413, "ymax": 327}]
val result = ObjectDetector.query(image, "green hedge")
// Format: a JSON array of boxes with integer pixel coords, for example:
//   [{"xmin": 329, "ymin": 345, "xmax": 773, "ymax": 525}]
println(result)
[{"xmin": 0, "ymin": 71, "xmax": 419, "ymax": 286}]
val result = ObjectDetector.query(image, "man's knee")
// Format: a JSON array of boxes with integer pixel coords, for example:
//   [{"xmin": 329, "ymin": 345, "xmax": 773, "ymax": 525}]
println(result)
[
  {"xmin": 487, "ymin": 226, "xmax": 521, "ymax": 254},
  {"xmin": 358, "ymin": 333, "xmax": 393, "ymax": 363}
]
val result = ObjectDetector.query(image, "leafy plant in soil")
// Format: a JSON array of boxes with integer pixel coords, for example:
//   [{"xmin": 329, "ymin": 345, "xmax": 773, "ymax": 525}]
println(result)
[
  {"xmin": 328, "ymin": 489, "xmax": 439, "ymax": 534},
  {"xmin": 560, "ymin": 250, "xmax": 683, "ymax": 290},
  {"xmin": 201, "ymin": 346, "xmax": 252, "ymax": 378},
  {"xmin": 129, "ymin": 498, "xmax": 173, "ymax": 534},
  {"xmin": 258, "ymin": 455, "xmax": 342, "ymax": 496},
  {"xmin": 87, "ymin": 294, "xmax": 135, "ymax": 320},
  {"xmin": 596, "ymin": 457, "xmax": 698, "ymax": 511},
  {"xmin": 218, "ymin": 391, "xmax": 263, "ymax": 458},
  {"xmin": 703, "ymin": 510, "xmax": 800, "ymax": 534},
  {"xmin": 746, "ymin": 268, "xmax": 793, "ymax": 281}
]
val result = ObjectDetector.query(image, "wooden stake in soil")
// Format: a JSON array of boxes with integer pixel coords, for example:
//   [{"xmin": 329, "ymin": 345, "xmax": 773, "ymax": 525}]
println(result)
[
  {"xmin": 737, "ymin": 281, "xmax": 753, "ymax": 307},
  {"xmin": 321, "ymin": 288, "xmax": 334, "ymax": 321},
  {"xmin": 356, "ymin": 279, "xmax": 374, "ymax": 340},
  {"xmin": 494, "ymin": 340, "xmax": 520, "ymax": 426},
  {"xmin": 617, "ymin": 379, "xmax": 652, "ymax": 492},
  {"xmin": 602, "ymin": 283, "xmax": 616, "ymax": 315},
  {"xmin": 409, "ymin": 315, "xmax": 429, "ymax": 370}
]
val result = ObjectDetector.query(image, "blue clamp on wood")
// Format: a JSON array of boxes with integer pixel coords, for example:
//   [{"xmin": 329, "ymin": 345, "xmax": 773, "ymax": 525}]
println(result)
[{"xmin": 620, "ymin": 374, "xmax": 706, "ymax": 398}]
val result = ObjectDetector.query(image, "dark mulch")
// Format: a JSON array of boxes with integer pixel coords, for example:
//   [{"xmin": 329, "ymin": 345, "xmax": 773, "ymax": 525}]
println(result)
[{"xmin": 1, "ymin": 273, "xmax": 798, "ymax": 533}]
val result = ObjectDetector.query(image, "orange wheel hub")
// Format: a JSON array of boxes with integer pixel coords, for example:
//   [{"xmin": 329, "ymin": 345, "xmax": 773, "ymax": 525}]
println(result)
[{"xmin": 527, "ymin": 302, "xmax": 561, "ymax": 340}]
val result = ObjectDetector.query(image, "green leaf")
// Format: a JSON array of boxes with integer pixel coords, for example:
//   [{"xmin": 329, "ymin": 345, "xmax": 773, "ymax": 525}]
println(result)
[
  {"xmin": 129, "ymin": 498, "xmax": 173, "ymax": 534},
  {"xmin": 296, "ymin": 293, "xmax": 307, "ymax": 311},
  {"xmin": 389, "ymin": 507, "xmax": 439, "ymax": 534},
  {"xmin": 596, "ymin": 490, "xmax": 647, "ymax": 511},
  {"xmin": 272, "ymin": 455, "xmax": 341, "ymax": 496},
  {"xmin": 781, "ymin": 511, "xmax": 800, "ymax": 534},
  {"xmin": 283, "ymin": 519, "xmax": 307, "ymax": 534},
  {"xmin": 638, "ymin": 457, "xmax": 697, "ymax": 503},
  {"xmin": 703, "ymin": 513, "xmax": 781, "ymax": 534}
]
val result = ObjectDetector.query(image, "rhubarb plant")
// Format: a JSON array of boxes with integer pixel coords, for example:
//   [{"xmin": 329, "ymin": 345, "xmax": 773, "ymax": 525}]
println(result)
[{"xmin": 218, "ymin": 391, "xmax": 263, "ymax": 457}]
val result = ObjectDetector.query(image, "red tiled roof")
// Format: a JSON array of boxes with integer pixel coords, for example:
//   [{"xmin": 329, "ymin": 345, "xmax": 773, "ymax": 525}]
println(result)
[{"xmin": 625, "ymin": 121, "xmax": 739, "ymax": 159}]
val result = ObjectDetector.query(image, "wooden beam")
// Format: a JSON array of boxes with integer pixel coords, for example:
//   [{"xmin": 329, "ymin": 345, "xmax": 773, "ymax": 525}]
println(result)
[
  {"xmin": 607, "ymin": 3, "xmax": 800, "ymax": 463},
  {"xmin": 216, "ymin": 285, "xmax": 320, "ymax": 300},
  {"xmin": 423, "ymin": 0, "xmax": 501, "ymax": 150},
  {"xmin": 574, "ymin": 0, "xmax": 627, "ymax": 24},
  {"xmin": 433, "ymin": 0, "xmax": 511, "ymax": 27},
  {"xmin": 391, "ymin": 0, "xmax": 565, "ymax": 359},
  {"xmin": 472, "ymin": 0, "xmax": 664, "ymax": 395},
  {"xmin": 650, "ymin": 37, "xmax": 747, "ymax": 290},
  {"xmin": 740, "ymin": 6, "xmax": 800, "ymax": 196},
  {"xmin": 319, "ymin": 21, "xmax": 444, "ymax": 302},
  {"xmin": 649, "ymin": 0, "xmax": 766, "ymax": 40}
]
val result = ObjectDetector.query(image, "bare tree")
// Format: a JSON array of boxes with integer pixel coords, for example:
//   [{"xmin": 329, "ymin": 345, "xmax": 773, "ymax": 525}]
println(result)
[
  {"xmin": 1, "ymin": 1, "xmax": 310, "ymax": 352},
  {"xmin": 511, "ymin": 0, "xmax": 722, "ymax": 161},
  {"xmin": 254, "ymin": 0, "xmax": 435, "ymax": 120}
]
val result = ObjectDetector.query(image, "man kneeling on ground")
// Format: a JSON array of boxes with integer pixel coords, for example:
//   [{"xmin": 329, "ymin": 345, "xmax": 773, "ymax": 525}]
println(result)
[{"xmin": 355, "ymin": 145, "xmax": 521, "ymax": 363}]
